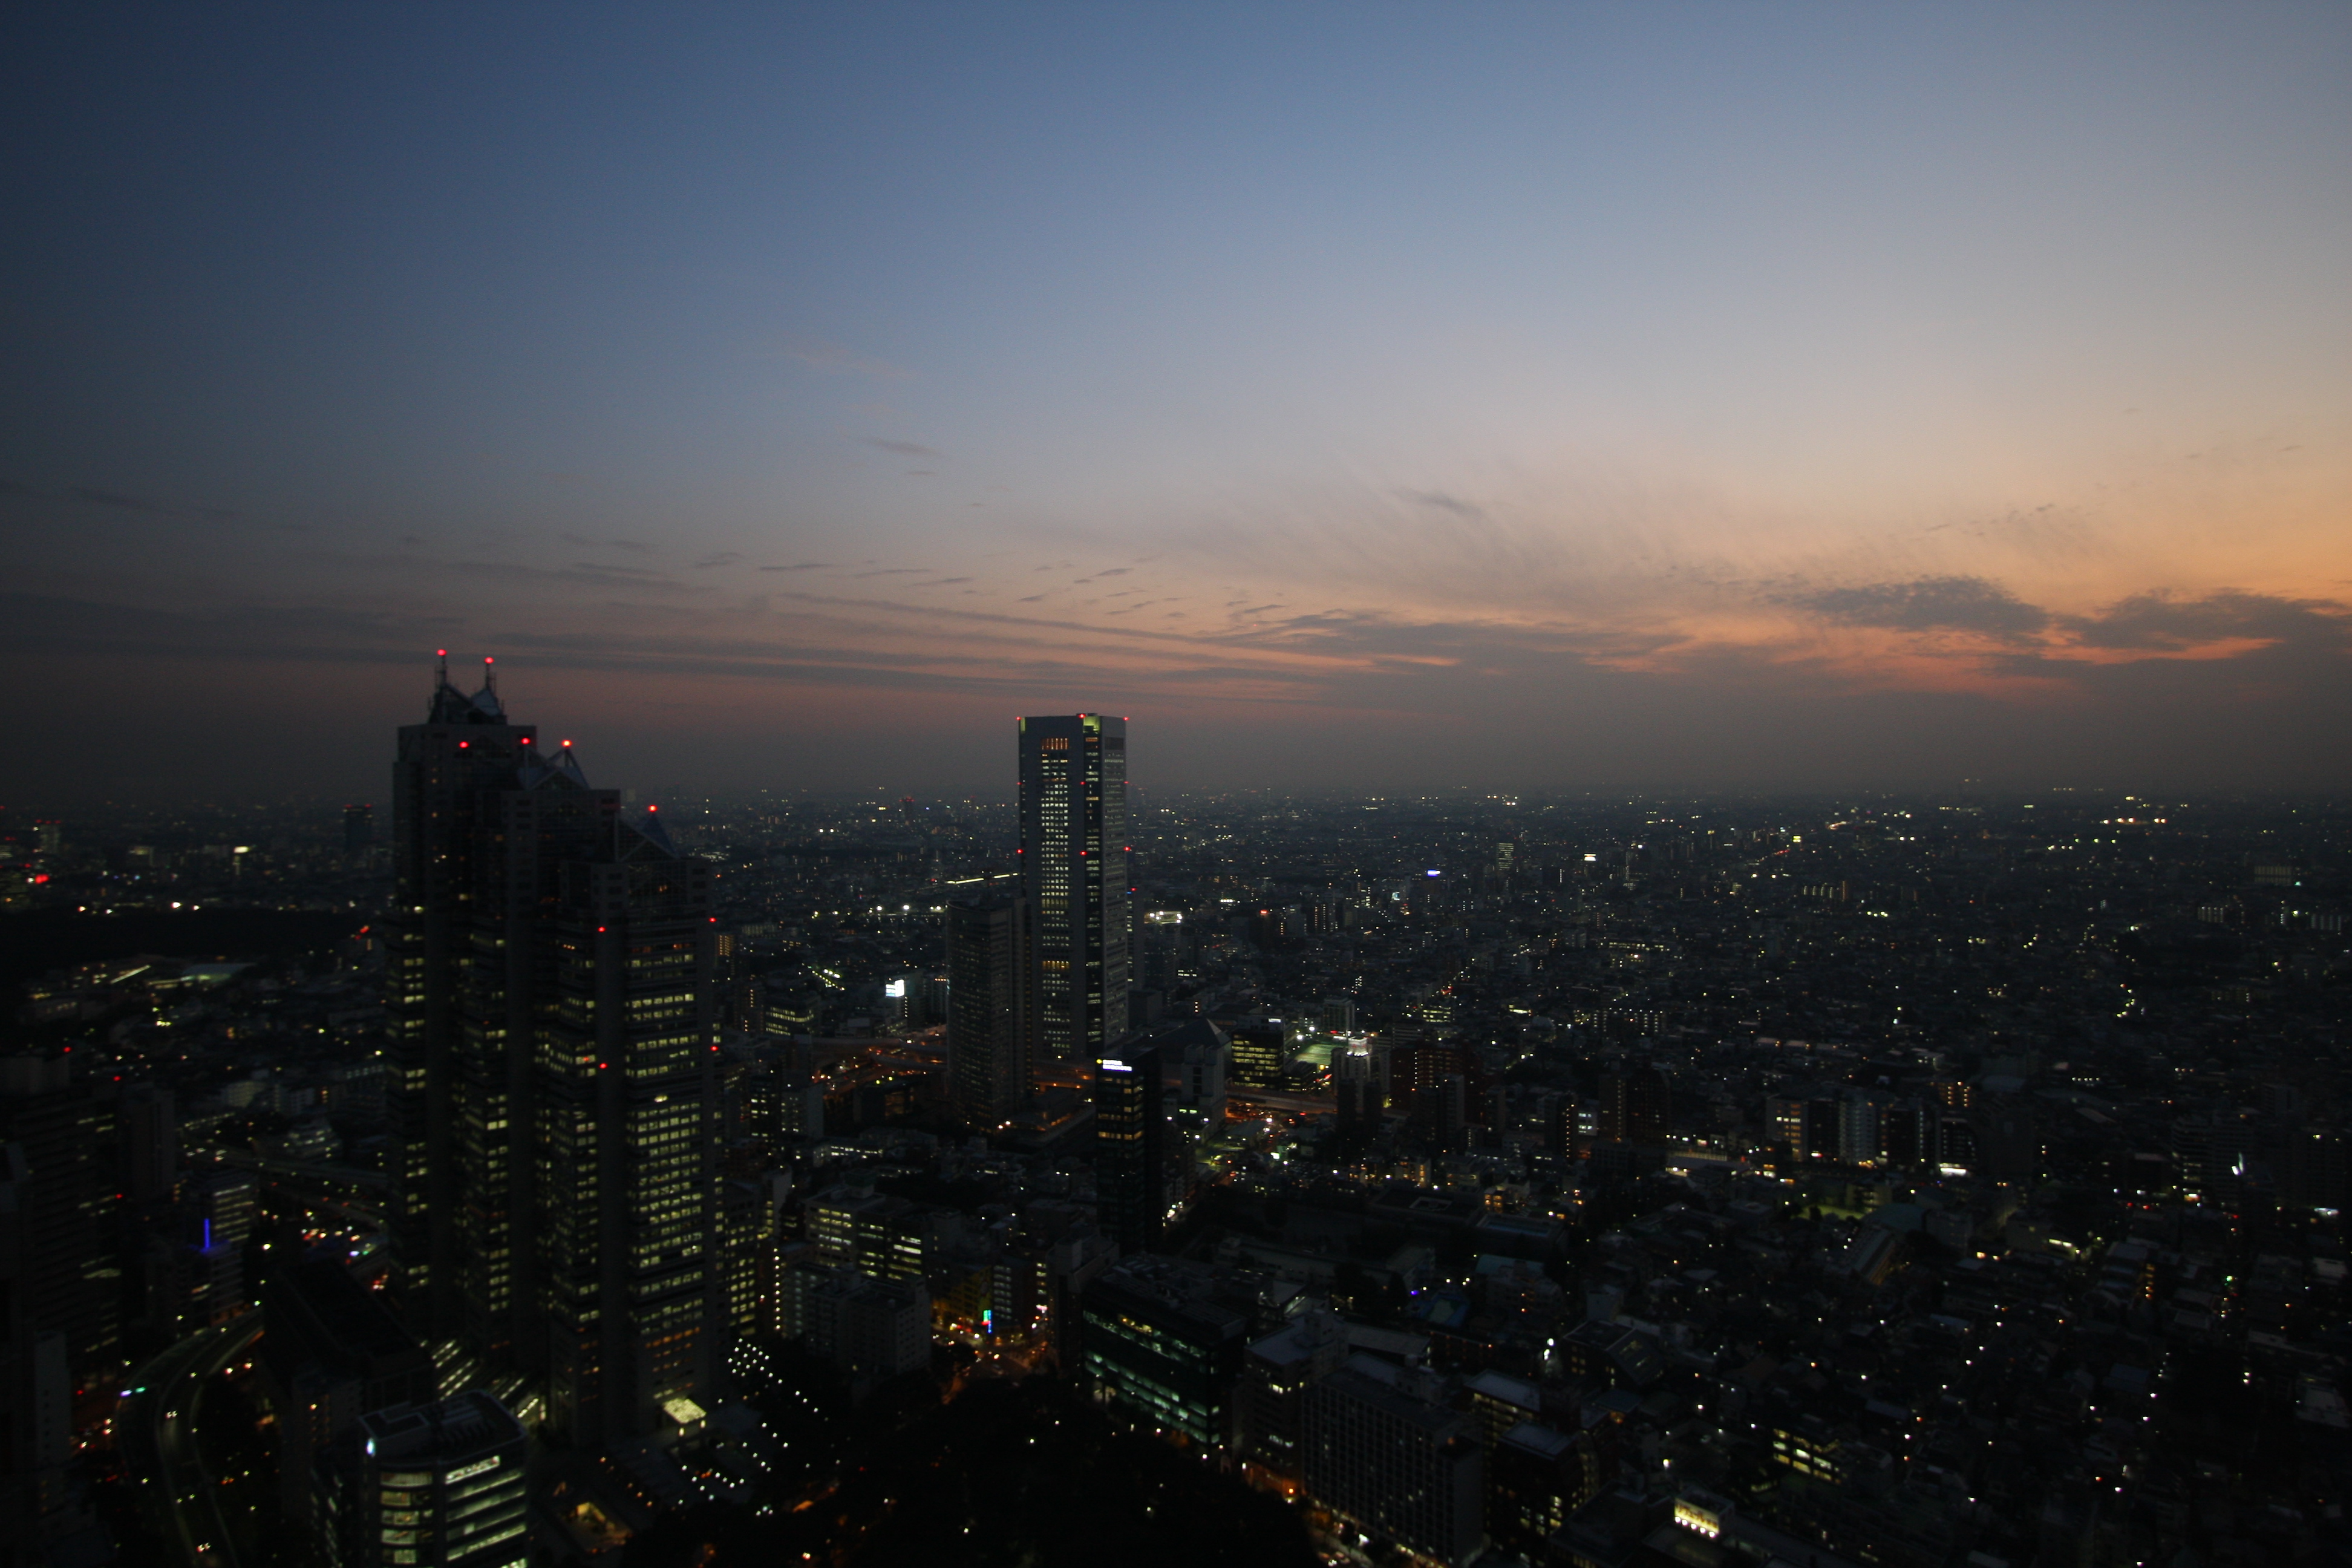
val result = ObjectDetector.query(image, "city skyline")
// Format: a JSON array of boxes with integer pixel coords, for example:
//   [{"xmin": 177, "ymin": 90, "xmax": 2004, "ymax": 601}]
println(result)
[{"xmin": 5, "ymin": 5, "xmax": 2349, "ymax": 802}]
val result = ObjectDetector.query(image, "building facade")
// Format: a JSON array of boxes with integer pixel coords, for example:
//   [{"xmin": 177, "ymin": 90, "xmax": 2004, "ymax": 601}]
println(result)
[
  {"xmin": 1080, "ymin": 1258, "xmax": 1250, "ymax": 1448},
  {"xmin": 1301, "ymin": 1361, "xmax": 1485, "ymax": 1564},
  {"xmin": 318, "ymin": 1392, "xmax": 528, "ymax": 1568},
  {"xmin": 384, "ymin": 655, "xmax": 719, "ymax": 1448},
  {"xmin": 1016, "ymin": 714, "xmax": 1130, "ymax": 1067},
  {"xmin": 947, "ymin": 889, "xmax": 1030, "ymax": 1124},
  {"xmin": 1093, "ymin": 1046, "xmax": 1164, "ymax": 1255}
]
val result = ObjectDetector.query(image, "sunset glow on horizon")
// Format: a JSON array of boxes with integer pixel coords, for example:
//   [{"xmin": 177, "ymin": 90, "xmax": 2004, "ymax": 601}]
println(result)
[{"xmin": 4, "ymin": 5, "xmax": 2347, "ymax": 799}]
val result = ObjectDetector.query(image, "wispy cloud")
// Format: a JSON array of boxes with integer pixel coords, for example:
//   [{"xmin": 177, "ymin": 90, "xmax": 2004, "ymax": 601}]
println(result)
[
  {"xmin": 1792, "ymin": 575, "xmax": 2051, "ymax": 638},
  {"xmin": 858, "ymin": 436, "xmax": 940, "ymax": 459},
  {"xmin": 1396, "ymin": 487, "xmax": 1485, "ymax": 520},
  {"xmin": 2060, "ymin": 590, "xmax": 2350, "ymax": 652},
  {"xmin": 779, "ymin": 341, "xmax": 914, "ymax": 380},
  {"xmin": 0, "ymin": 478, "xmax": 239, "ymax": 522}
]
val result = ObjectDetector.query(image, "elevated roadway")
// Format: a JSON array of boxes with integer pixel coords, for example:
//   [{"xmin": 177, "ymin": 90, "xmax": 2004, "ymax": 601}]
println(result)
[{"xmin": 122, "ymin": 1310, "xmax": 263, "ymax": 1568}]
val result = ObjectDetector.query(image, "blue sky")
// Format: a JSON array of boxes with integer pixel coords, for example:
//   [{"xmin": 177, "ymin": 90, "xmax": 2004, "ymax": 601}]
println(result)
[{"xmin": 4, "ymin": 4, "xmax": 2347, "ymax": 800}]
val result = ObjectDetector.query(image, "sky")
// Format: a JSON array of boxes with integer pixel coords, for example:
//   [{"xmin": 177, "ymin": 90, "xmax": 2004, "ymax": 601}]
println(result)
[{"xmin": 4, "ymin": 3, "xmax": 2348, "ymax": 804}]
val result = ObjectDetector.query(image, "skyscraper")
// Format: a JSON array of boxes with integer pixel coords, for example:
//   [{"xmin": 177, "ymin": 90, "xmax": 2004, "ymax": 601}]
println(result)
[
  {"xmin": 317, "ymin": 1391, "xmax": 528, "ymax": 1568},
  {"xmin": 384, "ymin": 653, "xmax": 717, "ymax": 1447},
  {"xmin": 1093, "ymin": 1045, "xmax": 1163, "ymax": 1254},
  {"xmin": 0, "ymin": 1054, "xmax": 124, "ymax": 1535},
  {"xmin": 946, "ymin": 889, "xmax": 1030, "ymax": 1125},
  {"xmin": 1016, "ymin": 714, "xmax": 1130, "ymax": 1068}
]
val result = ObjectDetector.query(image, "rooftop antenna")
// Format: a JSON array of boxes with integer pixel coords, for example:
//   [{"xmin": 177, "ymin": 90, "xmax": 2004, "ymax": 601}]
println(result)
[
  {"xmin": 483, "ymin": 655, "xmax": 497, "ymax": 696},
  {"xmin": 436, "ymin": 648, "xmax": 449, "ymax": 686}
]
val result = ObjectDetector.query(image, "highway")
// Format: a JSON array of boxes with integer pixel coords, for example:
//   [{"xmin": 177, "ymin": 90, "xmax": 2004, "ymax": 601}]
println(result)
[{"xmin": 122, "ymin": 1311, "xmax": 263, "ymax": 1568}]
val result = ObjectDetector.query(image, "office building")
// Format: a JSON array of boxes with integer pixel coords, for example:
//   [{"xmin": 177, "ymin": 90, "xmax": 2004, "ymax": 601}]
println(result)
[
  {"xmin": 1598, "ymin": 1066, "xmax": 1671, "ymax": 1144},
  {"xmin": 782, "ymin": 1266, "xmax": 931, "ymax": 1380},
  {"xmin": 1229, "ymin": 1020, "xmax": 1286, "ymax": 1089},
  {"xmin": 1238, "ymin": 1306, "xmax": 1347, "ymax": 1480},
  {"xmin": 1301, "ymin": 1359, "xmax": 1485, "ymax": 1564},
  {"xmin": 0, "ymin": 1139, "xmax": 76, "ymax": 1540},
  {"xmin": 947, "ymin": 889, "xmax": 1030, "ymax": 1124},
  {"xmin": 1488, "ymin": 1422, "xmax": 1607, "ymax": 1556},
  {"xmin": 1464, "ymin": 1370, "xmax": 1544, "ymax": 1455},
  {"xmin": 1093, "ymin": 1045, "xmax": 1164, "ymax": 1254},
  {"xmin": 318, "ymin": 1391, "xmax": 528, "ymax": 1568},
  {"xmin": 384, "ymin": 653, "xmax": 718, "ymax": 1448},
  {"xmin": 1080, "ymin": 1256, "xmax": 1252, "ymax": 1449},
  {"xmin": 804, "ymin": 1184, "xmax": 928, "ymax": 1283},
  {"xmin": 181, "ymin": 1169, "xmax": 259, "ymax": 1328},
  {"xmin": 344, "ymin": 802, "xmax": 375, "ymax": 857},
  {"xmin": 0, "ymin": 1055, "xmax": 122, "ymax": 1382},
  {"xmin": 1333, "ymin": 1048, "xmax": 1381, "ymax": 1161},
  {"xmin": 260, "ymin": 1256, "xmax": 437, "ymax": 1526},
  {"xmin": 1016, "ymin": 714, "xmax": 1130, "ymax": 1066},
  {"xmin": 118, "ymin": 1083, "xmax": 177, "ymax": 1203}
]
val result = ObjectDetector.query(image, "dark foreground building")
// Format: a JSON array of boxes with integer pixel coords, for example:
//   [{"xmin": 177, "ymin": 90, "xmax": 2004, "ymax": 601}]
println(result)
[
  {"xmin": 1093, "ymin": 1044, "xmax": 1165, "ymax": 1254},
  {"xmin": 947, "ymin": 888, "xmax": 1030, "ymax": 1125}
]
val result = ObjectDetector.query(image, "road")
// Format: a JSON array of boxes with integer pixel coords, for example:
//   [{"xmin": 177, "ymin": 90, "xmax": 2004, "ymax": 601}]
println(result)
[{"xmin": 122, "ymin": 1310, "xmax": 263, "ymax": 1568}]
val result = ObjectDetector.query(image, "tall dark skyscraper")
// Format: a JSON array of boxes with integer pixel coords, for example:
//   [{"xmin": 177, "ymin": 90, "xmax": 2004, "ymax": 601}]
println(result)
[
  {"xmin": 1092, "ymin": 1045, "xmax": 1163, "ymax": 1254},
  {"xmin": 946, "ymin": 888, "xmax": 1030, "ymax": 1126},
  {"xmin": 1016, "ymin": 714, "xmax": 1130, "ymax": 1069},
  {"xmin": 385, "ymin": 655, "xmax": 718, "ymax": 1447},
  {"xmin": 1, "ymin": 1053, "xmax": 123, "ymax": 1534}
]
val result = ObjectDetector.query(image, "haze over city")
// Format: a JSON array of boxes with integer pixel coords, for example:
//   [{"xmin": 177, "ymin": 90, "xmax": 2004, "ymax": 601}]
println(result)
[
  {"xmin": 8, "ymin": 13, "xmax": 2352, "ymax": 1568},
  {"xmin": 4, "ymin": 4, "xmax": 2348, "ymax": 800}
]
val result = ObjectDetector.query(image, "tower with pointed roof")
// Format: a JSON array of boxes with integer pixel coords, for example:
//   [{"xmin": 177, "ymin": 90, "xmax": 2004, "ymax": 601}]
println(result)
[{"xmin": 385, "ymin": 653, "xmax": 719, "ymax": 1448}]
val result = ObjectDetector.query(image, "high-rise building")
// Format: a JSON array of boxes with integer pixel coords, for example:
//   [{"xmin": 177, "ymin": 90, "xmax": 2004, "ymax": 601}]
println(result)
[
  {"xmin": 1488, "ymin": 1422, "xmax": 1607, "ymax": 1557},
  {"xmin": 118, "ymin": 1083, "xmax": 177, "ymax": 1203},
  {"xmin": 1334, "ymin": 1048, "xmax": 1382, "ymax": 1161},
  {"xmin": 1093, "ymin": 1045, "xmax": 1164, "ymax": 1253},
  {"xmin": 1080, "ymin": 1256, "xmax": 1250, "ymax": 1449},
  {"xmin": 259, "ymin": 1256, "xmax": 436, "ymax": 1528},
  {"xmin": 1229, "ymin": 1020, "xmax": 1286, "ymax": 1089},
  {"xmin": 805, "ymin": 1184, "xmax": 928, "ymax": 1283},
  {"xmin": 344, "ymin": 802, "xmax": 375, "ymax": 857},
  {"xmin": 1597, "ymin": 1065, "xmax": 1670, "ymax": 1144},
  {"xmin": 947, "ymin": 889, "xmax": 1030, "ymax": 1125},
  {"xmin": 1301, "ymin": 1359, "xmax": 1485, "ymax": 1564},
  {"xmin": 1016, "ymin": 714, "xmax": 1130, "ymax": 1067},
  {"xmin": 0, "ymin": 1055, "xmax": 122, "ymax": 1379},
  {"xmin": 318, "ymin": 1391, "xmax": 528, "ymax": 1568},
  {"xmin": 1239, "ymin": 1306, "xmax": 1347, "ymax": 1480},
  {"xmin": 783, "ymin": 1267, "xmax": 932, "ymax": 1381},
  {"xmin": 384, "ymin": 653, "xmax": 718, "ymax": 1448}
]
